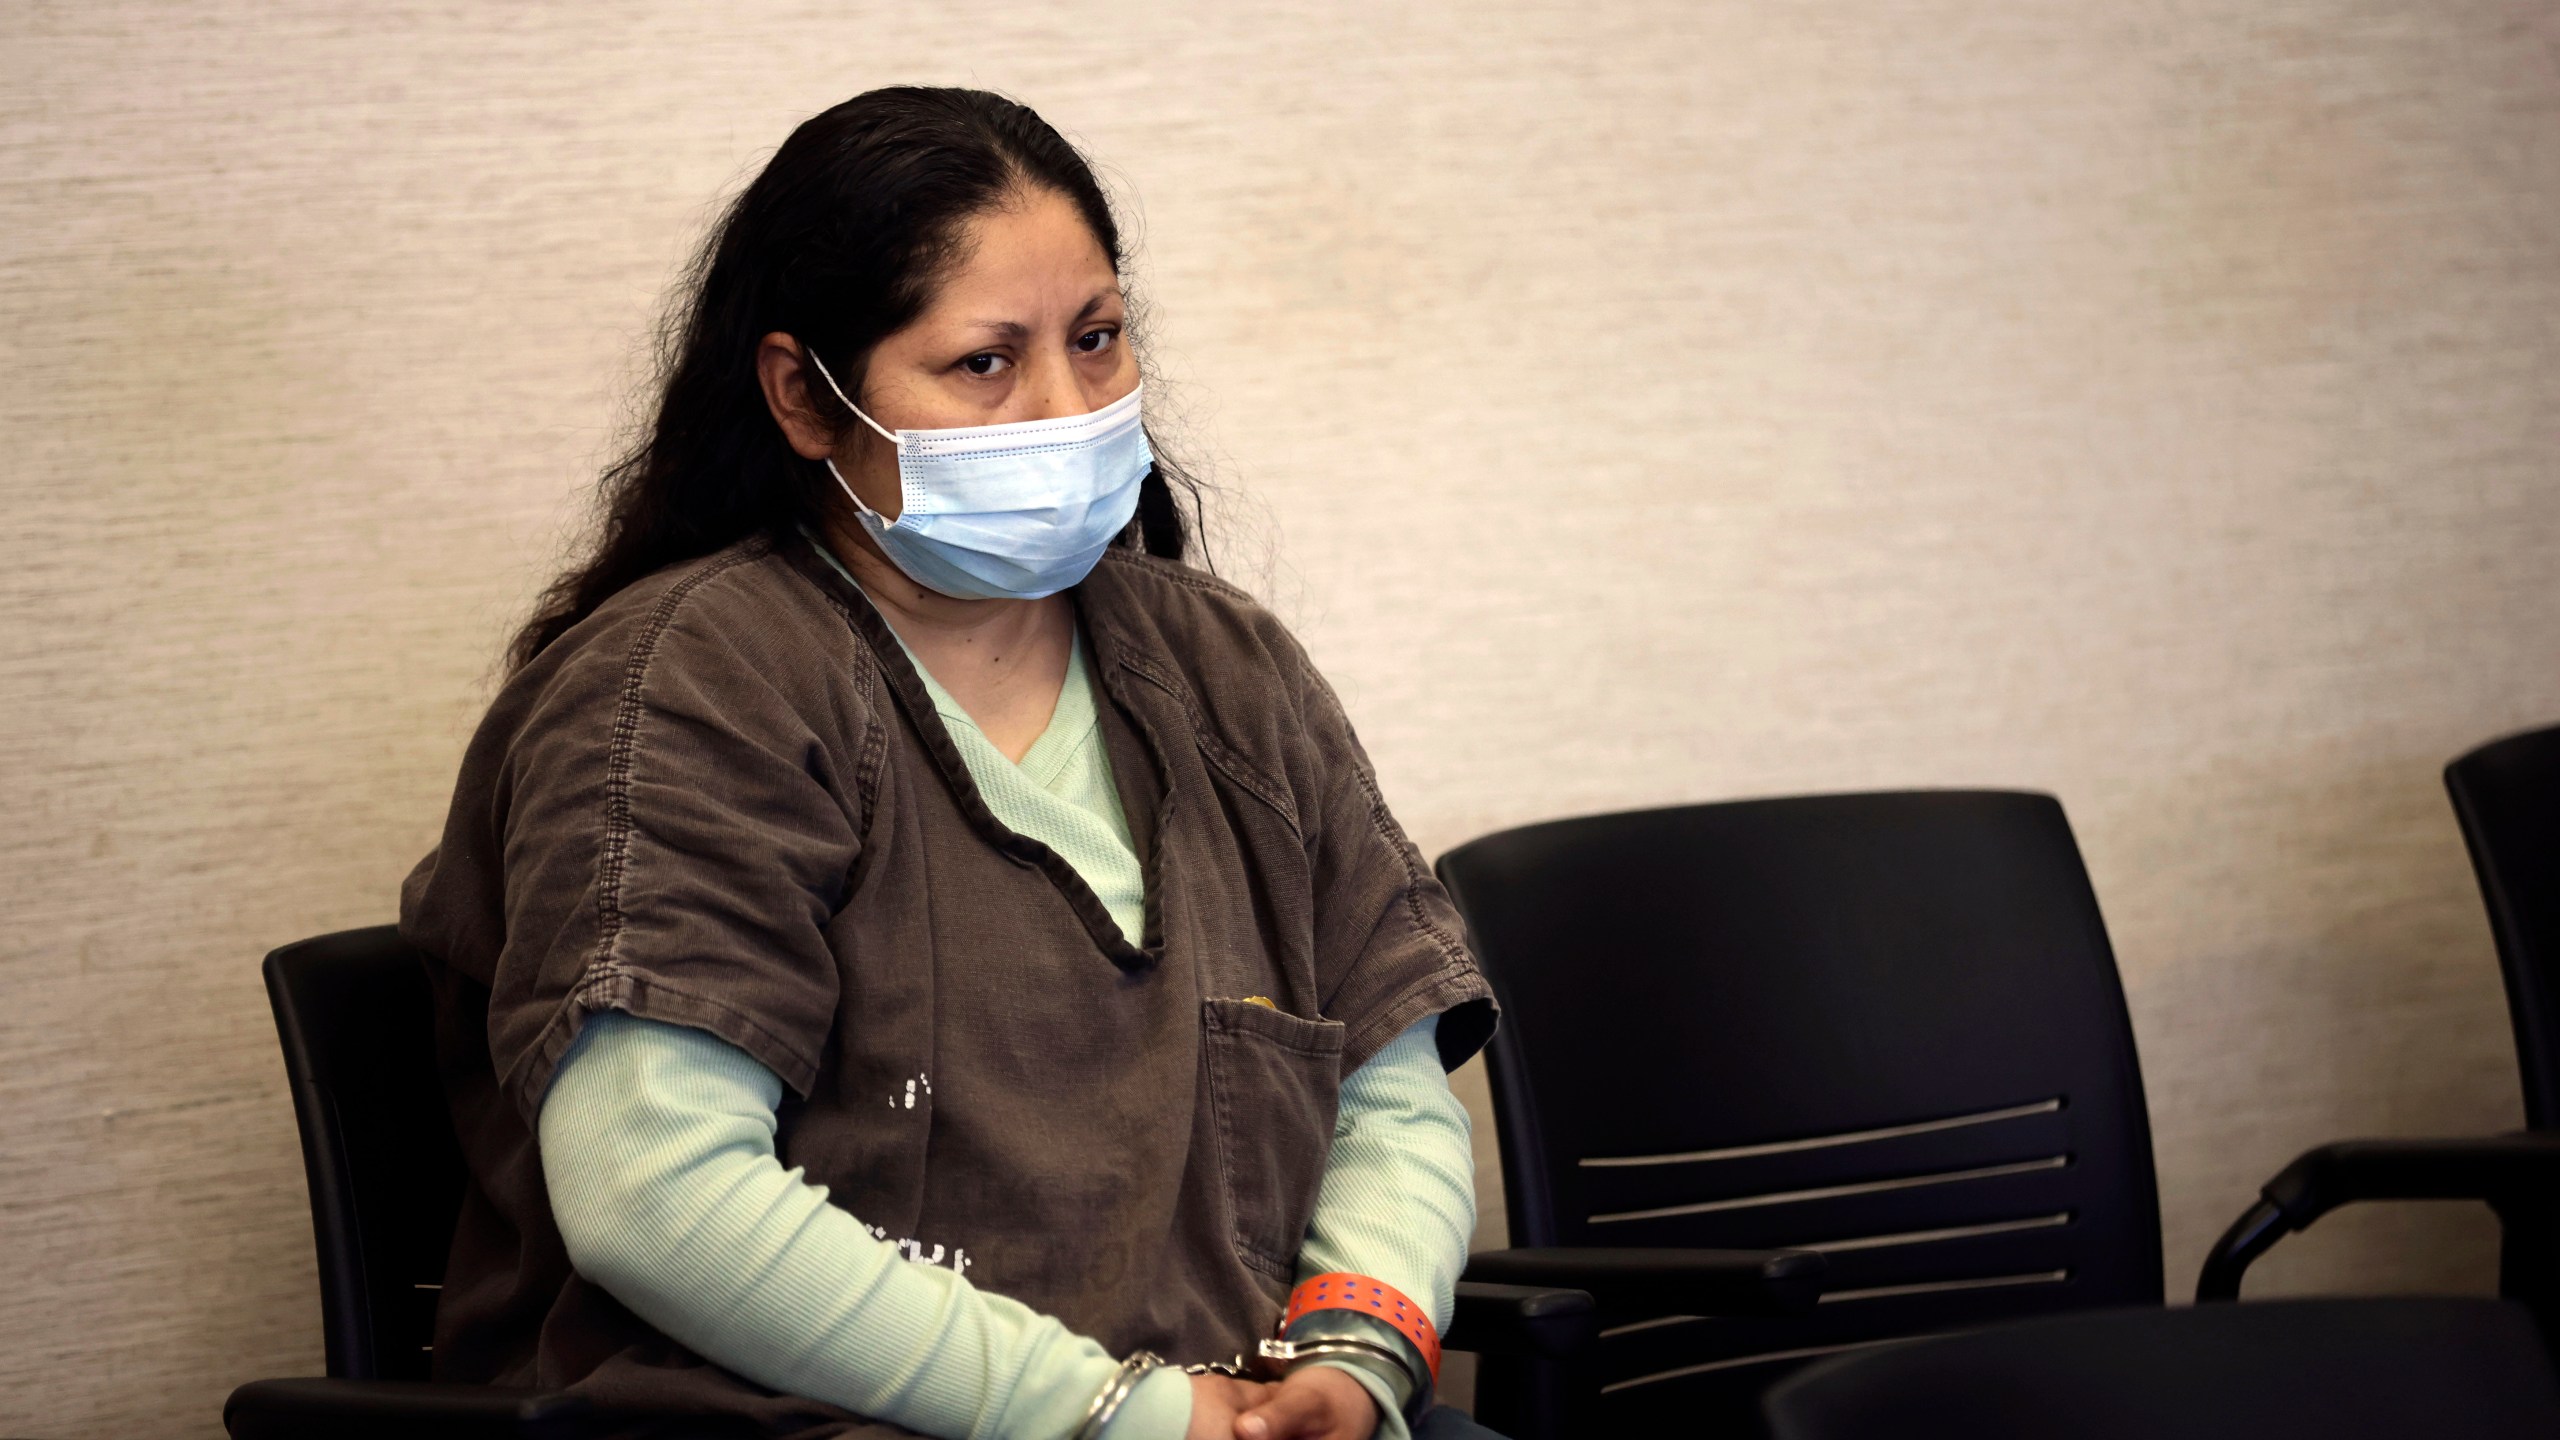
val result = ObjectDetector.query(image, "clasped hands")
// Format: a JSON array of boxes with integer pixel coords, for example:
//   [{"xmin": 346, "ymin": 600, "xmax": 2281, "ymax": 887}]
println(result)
[{"xmin": 1189, "ymin": 1365, "xmax": 1379, "ymax": 1440}]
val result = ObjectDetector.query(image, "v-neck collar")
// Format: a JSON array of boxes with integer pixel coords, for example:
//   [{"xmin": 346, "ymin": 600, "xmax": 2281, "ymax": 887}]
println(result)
[
  {"xmin": 899, "ymin": 626, "xmax": 1100, "ymax": 791},
  {"xmin": 807, "ymin": 535, "xmax": 1102, "ymax": 785},
  {"xmin": 793, "ymin": 531, "xmax": 1164, "ymax": 974},
  {"xmin": 1015, "ymin": 639, "xmax": 1100, "ymax": 789}
]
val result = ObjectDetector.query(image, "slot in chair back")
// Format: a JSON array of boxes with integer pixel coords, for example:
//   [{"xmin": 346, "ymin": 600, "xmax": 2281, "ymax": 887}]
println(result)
[
  {"xmin": 2447, "ymin": 721, "xmax": 2560, "ymax": 1129},
  {"xmin": 1436, "ymin": 791, "xmax": 2161, "ymax": 1431},
  {"xmin": 264, "ymin": 925, "xmax": 466, "ymax": 1380}
]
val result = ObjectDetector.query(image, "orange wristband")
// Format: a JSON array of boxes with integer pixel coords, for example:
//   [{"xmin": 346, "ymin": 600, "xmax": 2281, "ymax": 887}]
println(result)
[{"xmin": 1279, "ymin": 1272, "xmax": 1442, "ymax": 1381}]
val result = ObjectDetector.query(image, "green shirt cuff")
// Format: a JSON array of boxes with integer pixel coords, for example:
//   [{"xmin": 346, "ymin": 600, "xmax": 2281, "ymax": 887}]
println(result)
[{"xmin": 1104, "ymin": 1363, "xmax": 1195, "ymax": 1440}]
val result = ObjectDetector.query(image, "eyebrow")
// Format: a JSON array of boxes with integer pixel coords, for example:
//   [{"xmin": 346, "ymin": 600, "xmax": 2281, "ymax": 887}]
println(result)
[{"xmin": 960, "ymin": 287, "xmax": 1123, "ymax": 340}]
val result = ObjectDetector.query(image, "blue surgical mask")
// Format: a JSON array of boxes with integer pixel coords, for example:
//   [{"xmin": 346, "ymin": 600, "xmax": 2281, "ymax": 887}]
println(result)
[{"xmin": 805, "ymin": 349, "xmax": 1151, "ymax": 601}]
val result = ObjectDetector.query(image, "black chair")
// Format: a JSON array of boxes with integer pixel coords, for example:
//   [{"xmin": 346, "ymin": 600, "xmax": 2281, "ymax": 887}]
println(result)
[
  {"xmin": 1761, "ymin": 1297, "xmax": 2560, "ymax": 1439},
  {"xmin": 227, "ymin": 926, "xmax": 1600, "ymax": 1438},
  {"xmin": 2191, "ymin": 720, "xmax": 2560, "ymax": 1332},
  {"xmin": 1766, "ymin": 745, "xmax": 2560, "ymax": 1440},
  {"xmin": 1437, "ymin": 791, "xmax": 2161, "ymax": 1436},
  {"xmin": 226, "ymin": 927, "xmax": 666, "ymax": 1439},
  {"xmin": 2446, "ymin": 720, "xmax": 2560, "ymax": 1127}
]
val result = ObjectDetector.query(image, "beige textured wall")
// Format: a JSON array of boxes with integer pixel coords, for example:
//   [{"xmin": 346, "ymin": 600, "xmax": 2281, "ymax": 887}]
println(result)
[{"xmin": 6, "ymin": 2, "xmax": 2559, "ymax": 1434}]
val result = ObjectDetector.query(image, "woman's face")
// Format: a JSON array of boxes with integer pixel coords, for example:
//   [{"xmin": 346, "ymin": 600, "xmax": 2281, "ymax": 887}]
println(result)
[{"xmin": 767, "ymin": 184, "xmax": 1137, "ymax": 523}]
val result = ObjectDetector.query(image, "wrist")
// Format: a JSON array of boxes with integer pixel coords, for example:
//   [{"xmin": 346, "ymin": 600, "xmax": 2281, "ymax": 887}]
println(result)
[
  {"xmin": 1303, "ymin": 1360, "xmax": 1409, "ymax": 1440},
  {"xmin": 1073, "ymin": 1351, "xmax": 1169, "ymax": 1440},
  {"xmin": 1259, "ymin": 1275, "xmax": 1439, "ymax": 1425},
  {"xmin": 1265, "ymin": 1319, "xmax": 1419, "ymax": 1411},
  {"xmin": 1109, "ymin": 1364, "xmax": 1193, "ymax": 1439}
]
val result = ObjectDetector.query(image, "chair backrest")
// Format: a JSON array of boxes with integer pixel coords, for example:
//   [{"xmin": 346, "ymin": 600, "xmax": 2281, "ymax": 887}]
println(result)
[
  {"xmin": 263, "ymin": 925, "xmax": 467, "ymax": 1380},
  {"xmin": 1436, "ymin": 791, "xmax": 2161, "ymax": 1432},
  {"xmin": 1762, "ymin": 1297, "xmax": 2560, "ymax": 1440},
  {"xmin": 2446, "ymin": 722, "xmax": 2560, "ymax": 1129}
]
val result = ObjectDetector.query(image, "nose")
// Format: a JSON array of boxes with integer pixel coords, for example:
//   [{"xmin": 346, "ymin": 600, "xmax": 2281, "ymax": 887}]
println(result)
[{"xmin": 1018, "ymin": 348, "xmax": 1097, "ymax": 421}]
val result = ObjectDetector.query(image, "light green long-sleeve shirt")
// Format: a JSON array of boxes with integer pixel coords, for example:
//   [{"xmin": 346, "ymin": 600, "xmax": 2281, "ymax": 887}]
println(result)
[{"xmin": 537, "ymin": 594, "xmax": 1475, "ymax": 1440}]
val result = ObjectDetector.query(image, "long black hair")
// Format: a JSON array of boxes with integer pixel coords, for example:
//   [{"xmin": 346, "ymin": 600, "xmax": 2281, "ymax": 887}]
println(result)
[{"xmin": 510, "ymin": 86, "xmax": 1201, "ymax": 672}]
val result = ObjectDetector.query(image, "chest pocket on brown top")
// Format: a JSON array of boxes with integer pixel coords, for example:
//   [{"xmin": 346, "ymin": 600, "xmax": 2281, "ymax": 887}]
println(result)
[{"xmin": 1200, "ymin": 996, "xmax": 1346, "ymax": 1284}]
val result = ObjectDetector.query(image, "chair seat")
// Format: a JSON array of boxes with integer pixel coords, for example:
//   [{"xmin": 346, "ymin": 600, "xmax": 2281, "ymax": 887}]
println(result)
[
  {"xmin": 224, "ymin": 1378, "xmax": 602, "ymax": 1440},
  {"xmin": 1763, "ymin": 1297, "xmax": 2560, "ymax": 1440}
]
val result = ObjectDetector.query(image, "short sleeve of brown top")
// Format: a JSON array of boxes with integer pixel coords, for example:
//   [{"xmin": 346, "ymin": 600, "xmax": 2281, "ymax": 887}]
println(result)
[{"xmin": 399, "ymin": 534, "xmax": 1496, "ymax": 1433}]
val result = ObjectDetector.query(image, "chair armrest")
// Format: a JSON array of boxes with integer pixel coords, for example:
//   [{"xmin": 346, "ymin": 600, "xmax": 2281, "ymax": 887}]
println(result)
[
  {"xmin": 2196, "ymin": 1133, "xmax": 2560, "ymax": 1301},
  {"xmin": 1443, "ymin": 1280, "xmax": 1598, "ymax": 1358},
  {"xmin": 1462, "ymin": 1245, "xmax": 1826, "ymax": 1318},
  {"xmin": 225, "ymin": 1377, "xmax": 632, "ymax": 1439}
]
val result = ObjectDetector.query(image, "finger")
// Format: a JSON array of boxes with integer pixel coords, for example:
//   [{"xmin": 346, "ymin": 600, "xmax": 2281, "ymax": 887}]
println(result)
[{"xmin": 1234, "ymin": 1380, "xmax": 1330, "ymax": 1440}]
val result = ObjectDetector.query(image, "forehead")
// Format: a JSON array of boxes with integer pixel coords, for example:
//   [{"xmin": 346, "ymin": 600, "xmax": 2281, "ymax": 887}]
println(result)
[{"xmin": 920, "ymin": 187, "xmax": 1119, "ymax": 316}]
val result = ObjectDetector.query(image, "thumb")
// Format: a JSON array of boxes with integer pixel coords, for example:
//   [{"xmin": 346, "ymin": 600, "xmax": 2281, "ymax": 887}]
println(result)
[{"xmin": 1234, "ymin": 1378, "xmax": 1330, "ymax": 1440}]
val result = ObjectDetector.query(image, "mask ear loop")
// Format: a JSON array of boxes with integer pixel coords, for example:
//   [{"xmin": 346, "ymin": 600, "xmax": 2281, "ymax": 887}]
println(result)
[{"xmin": 803, "ymin": 346, "xmax": 902, "ymax": 526}]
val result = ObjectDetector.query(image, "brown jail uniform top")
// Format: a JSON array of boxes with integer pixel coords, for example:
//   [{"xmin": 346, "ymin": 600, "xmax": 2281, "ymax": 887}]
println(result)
[{"xmin": 398, "ymin": 534, "xmax": 1499, "ymax": 1437}]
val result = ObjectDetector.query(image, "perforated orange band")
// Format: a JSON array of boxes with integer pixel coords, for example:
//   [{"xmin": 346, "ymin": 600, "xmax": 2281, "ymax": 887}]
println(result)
[{"xmin": 1280, "ymin": 1272, "xmax": 1441, "ymax": 1381}]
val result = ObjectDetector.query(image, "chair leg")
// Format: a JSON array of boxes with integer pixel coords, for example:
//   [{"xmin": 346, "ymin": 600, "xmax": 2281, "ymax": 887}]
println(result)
[
  {"xmin": 2497, "ymin": 1201, "xmax": 2560, "ymax": 1360},
  {"xmin": 1468, "ymin": 1355, "xmax": 1580, "ymax": 1440}
]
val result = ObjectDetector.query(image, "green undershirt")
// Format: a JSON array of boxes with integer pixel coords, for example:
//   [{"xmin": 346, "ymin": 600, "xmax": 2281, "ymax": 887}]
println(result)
[{"xmin": 897, "ymin": 624, "xmax": 1145, "ymax": 944}]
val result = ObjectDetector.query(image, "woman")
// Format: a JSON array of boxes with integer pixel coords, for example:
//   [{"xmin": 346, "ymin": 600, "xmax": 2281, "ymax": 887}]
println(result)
[{"xmin": 402, "ymin": 88, "xmax": 1499, "ymax": 1440}]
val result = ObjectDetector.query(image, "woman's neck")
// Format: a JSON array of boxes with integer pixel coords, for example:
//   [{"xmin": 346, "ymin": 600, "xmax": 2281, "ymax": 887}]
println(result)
[{"xmin": 818, "ymin": 516, "xmax": 1074, "ymax": 763}]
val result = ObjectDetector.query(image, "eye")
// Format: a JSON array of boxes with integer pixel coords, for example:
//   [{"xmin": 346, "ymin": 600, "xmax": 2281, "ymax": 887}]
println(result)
[
  {"xmin": 1074, "ymin": 326, "xmax": 1119, "ymax": 356},
  {"xmin": 960, "ymin": 352, "xmax": 1011, "ymax": 377}
]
